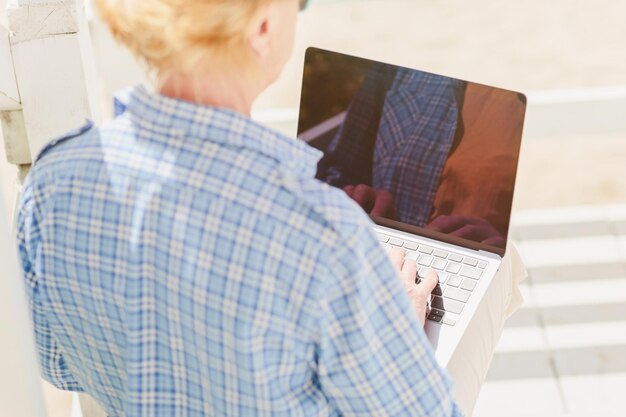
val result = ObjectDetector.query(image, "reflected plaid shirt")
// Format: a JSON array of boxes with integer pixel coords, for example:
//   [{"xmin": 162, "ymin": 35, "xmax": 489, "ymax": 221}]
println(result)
[
  {"xmin": 319, "ymin": 67, "xmax": 465, "ymax": 227},
  {"xmin": 17, "ymin": 85, "xmax": 462, "ymax": 417}
]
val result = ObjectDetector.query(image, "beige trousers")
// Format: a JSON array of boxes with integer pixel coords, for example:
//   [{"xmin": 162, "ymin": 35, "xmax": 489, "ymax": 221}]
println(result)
[{"xmin": 447, "ymin": 244, "xmax": 527, "ymax": 416}]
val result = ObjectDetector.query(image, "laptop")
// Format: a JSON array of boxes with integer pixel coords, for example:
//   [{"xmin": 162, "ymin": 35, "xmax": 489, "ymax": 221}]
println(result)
[{"xmin": 296, "ymin": 47, "xmax": 526, "ymax": 366}]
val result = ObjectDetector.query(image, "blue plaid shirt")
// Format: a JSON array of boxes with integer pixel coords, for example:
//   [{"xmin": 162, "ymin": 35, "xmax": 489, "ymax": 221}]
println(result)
[
  {"xmin": 17, "ymin": 85, "xmax": 462, "ymax": 417},
  {"xmin": 319, "ymin": 67, "xmax": 465, "ymax": 226}
]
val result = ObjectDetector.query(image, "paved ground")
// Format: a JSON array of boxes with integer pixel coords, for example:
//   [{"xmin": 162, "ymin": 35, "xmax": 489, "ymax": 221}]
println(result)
[
  {"xmin": 513, "ymin": 134, "xmax": 626, "ymax": 210},
  {"xmin": 474, "ymin": 205, "xmax": 626, "ymax": 417},
  {"xmin": 257, "ymin": 0, "xmax": 626, "ymax": 109}
]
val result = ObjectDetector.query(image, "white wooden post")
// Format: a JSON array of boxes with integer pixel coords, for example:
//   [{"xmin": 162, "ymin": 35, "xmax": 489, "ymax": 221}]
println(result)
[{"xmin": 7, "ymin": 0, "xmax": 101, "ymax": 160}]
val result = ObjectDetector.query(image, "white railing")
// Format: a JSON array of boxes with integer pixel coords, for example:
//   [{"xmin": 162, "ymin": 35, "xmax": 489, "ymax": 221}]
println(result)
[
  {"xmin": 525, "ymin": 86, "xmax": 626, "ymax": 139},
  {"xmin": 253, "ymin": 86, "xmax": 626, "ymax": 140}
]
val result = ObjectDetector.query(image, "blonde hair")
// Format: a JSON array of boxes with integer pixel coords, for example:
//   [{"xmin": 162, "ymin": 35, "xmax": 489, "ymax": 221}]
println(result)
[{"xmin": 94, "ymin": 0, "xmax": 277, "ymax": 75}]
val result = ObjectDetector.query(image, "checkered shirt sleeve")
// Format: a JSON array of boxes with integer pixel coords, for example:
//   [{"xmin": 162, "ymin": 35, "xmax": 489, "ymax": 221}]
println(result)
[{"xmin": 17, "ymin": 185, "xmax": 84, "ymax": 392}]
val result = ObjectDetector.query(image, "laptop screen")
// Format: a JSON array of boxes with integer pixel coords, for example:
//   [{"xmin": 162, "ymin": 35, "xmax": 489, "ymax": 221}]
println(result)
[{"xmin": 297, "ymin": 48, "xmax": 526, "ymax": 257}]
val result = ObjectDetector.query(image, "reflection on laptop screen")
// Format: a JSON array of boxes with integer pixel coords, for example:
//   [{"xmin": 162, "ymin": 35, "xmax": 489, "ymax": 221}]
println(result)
[{"xmin": 297, "ymin": 48, "xmax": 526, "ymax": 255}]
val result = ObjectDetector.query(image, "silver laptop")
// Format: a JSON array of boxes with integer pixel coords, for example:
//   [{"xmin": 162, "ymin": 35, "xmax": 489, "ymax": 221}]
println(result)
[{"xmin": 297, "ymin": 47, "xmax": 526, "ymax": 366}]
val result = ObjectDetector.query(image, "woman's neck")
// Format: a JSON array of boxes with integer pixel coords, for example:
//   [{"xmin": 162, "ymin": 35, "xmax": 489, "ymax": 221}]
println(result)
[{"xmin": 159, "ymin": 71, "xmax": 263, "ymax": 116}]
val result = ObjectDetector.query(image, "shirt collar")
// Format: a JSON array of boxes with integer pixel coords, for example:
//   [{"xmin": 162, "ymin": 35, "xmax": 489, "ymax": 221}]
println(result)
[{"xmin": 113, "ymin": 84, "xmax": 322, "ymax": 178}]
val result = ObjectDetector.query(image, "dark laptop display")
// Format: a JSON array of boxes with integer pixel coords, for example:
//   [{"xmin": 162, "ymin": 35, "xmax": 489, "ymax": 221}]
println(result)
[{"xmin": 297, "ymin": 48, "xmax": 526, "ymax": 256}]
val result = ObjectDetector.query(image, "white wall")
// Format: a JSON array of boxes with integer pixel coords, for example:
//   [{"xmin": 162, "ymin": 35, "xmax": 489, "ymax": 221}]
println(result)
[
  {"xmin": 89, "ymin": 15, "xmax": 147, "ymax": 119},
  {"xmin": 0, "ymin": 127, "xmax": 18, "ymax": 224},
  {"xmin": 0, "ymin": 0, "xmax": 7, "ymax": 28},
  {"xmin": 0, "ymin": 2, "xmax": 19, "ymax": 110},
  {"xmin": 1, "ymin": 2, "xmax": 19, "ymax": 222}
]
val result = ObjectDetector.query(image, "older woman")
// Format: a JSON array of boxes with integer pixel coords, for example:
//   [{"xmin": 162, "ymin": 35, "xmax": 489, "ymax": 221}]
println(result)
[{"xmin": 16, "ymin": 0, "xmax": 462, "ymax": 415}]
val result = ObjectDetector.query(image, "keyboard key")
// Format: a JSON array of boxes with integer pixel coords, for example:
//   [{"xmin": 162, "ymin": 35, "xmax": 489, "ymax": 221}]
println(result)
[
  {"xmin": 406, "ymin": 251, "xmax": 420, "ymax": 261},
  {"xmin": 389, "ymin": 237, "xmax": 404, "ymax": 247},
  {"xmin": 445, "ymin": 287, "xmax": 471, "ymax": 303},
  {"xmin": 448, "ymin": 253, "xmax": 463, "ymax": 263},
  {"xmin": 463, "ymin": 257, "xmax": 479, "ymax": 267},
  {"xmin": 446, "ymin": 262, "xmax": 462, "ymax": 274},
  {"xmin": 433, "ymin": 249, "xmax": 448, "ymax": 258},
  {"xmin": 477, "ymin": 260, "xmax": 488, "ymax": 269},
  {"xmin": 417, "ymin": 267, "xmax": 436, "ymax": 279},
  {"xmin": 430, "ymin": 308, "xmax": 445, "ymax": 318},
  {"xmin": 431, "ymin": 284, "xmax": 444, "ymax": 296},
  {"xmin": 377, "ymin": 233, "xmax": 390, "ymax": 243},
  {"xmin": 418, "ymin": 255, "xmax": 434, "ymax": 267},
  {"xmin": 403, "ymin": 241, "xmax": 418, "ymax": 251},
  {"xmin": 460, "ymin": 265, "xmax": 482, "ymax": 280},
  {"xmin": 418, "ymin": 245, "xmax": 434, "ymax": 255},
  {"xmin": 437, "ymin": 273, "xmax": 449, "ymax": 284},
  {"xmin": 446, "ymin": 275, "xmax": 462, "ymax": 287},
  {"xmin": 432, "ymin": 258, "xmax": 447, "ymax": 270},
  {"xmin": 442, "ymin": 317, "xmax": 457, "ymax": 326},
  {"xmin": 431, "ymin": 296, "xmax": 464, "ymax": 314},
  {"xmin": 461, "ymin": 279, "xmax": 477, "ymax": 292},
  {"xmin": 427, "ymin": 311, "xmax": 443, "ymax": 323}
]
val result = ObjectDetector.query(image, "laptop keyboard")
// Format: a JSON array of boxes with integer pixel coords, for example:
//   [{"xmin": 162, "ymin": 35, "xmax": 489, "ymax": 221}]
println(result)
[{"xmin": 377, "ymin": 232, "xmax": 488, "ymax": 326}]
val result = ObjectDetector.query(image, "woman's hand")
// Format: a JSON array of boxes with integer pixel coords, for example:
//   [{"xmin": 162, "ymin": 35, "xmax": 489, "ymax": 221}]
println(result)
[{"xmin": 388, "ymin": 248, "xmax": 438, "ymax": 327}]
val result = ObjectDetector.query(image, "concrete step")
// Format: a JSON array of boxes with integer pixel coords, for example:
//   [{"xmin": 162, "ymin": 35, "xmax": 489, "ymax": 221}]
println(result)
[
  {"xmin": 511, "ymin": 204, "xmax": 626, "ymax": 241},
  {"xmin": 511, "ymin": 205, "xmax": 626, "ymax": 284},
  {"xmin": 475, "ymin": 205, "xmax": 626, "ymax": 416},
  {"xmin": 474, "ymin": 373, "xmax": 626, "ymax": 417}
]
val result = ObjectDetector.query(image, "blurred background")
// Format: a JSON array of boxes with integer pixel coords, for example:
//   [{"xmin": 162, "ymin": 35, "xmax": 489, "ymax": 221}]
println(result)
[
  {"xmin": 2, "ymin": 0, "xmax": 625, "ymax": 416},
  {"xmin": 83, "ymin": 0, "xmax": 626, "ymax": 212}
]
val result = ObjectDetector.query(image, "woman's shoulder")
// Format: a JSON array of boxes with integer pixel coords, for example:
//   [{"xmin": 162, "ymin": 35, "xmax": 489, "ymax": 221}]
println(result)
[{"xmin": 288, "ymin": 176, "xmax": 378, "ymax": 246}]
